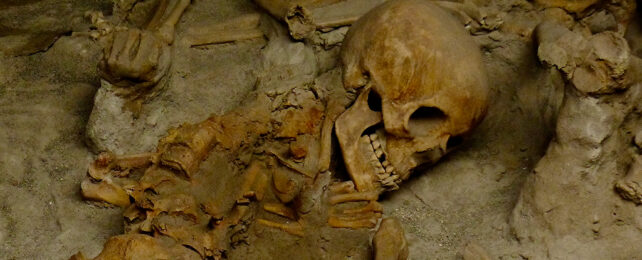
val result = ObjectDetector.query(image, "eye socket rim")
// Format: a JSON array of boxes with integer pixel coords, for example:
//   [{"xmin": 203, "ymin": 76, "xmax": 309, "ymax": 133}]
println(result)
[{"xmin": 406, "ymin": 106, "xmax": 448, "ymax": 136}]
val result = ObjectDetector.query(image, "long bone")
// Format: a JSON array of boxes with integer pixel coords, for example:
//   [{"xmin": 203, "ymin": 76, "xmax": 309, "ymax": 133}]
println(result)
[
  {"xmin": 147, "ymin": 0, "xmax": 191, "ymax": 44},
  {"xmin": 182, "ymin": 13, "xmax": 265, "ymax": 47}
]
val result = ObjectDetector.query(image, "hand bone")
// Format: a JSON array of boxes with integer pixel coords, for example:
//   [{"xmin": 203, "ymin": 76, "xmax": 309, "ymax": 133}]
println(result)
[{"xmin": 100, "ymin": 28, "xmax": 170, "ymax": 88}]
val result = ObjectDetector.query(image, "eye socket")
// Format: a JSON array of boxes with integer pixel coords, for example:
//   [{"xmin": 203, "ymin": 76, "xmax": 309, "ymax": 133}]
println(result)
[
  {"xmin": 446, "ymin": 135, "xmax": 463, "ymax": 148},
  {"xmin": 367, "ymin": 90, "xmax": 382, "ymax": 112},
  {"xmin": 407, "ymin": 107, "xmax": 447, "ymax": 136}
]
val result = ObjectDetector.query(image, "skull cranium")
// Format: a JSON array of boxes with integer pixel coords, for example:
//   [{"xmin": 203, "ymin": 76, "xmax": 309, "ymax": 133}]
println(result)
[{"xmin": 335, "ymin": 0, "xmax": 489, "ymax": 192}]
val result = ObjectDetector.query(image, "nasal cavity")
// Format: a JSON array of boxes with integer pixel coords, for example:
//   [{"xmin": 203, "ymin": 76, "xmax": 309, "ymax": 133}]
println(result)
[
  {"xmin": 407, "ymin": 107, "xmax": 447, "ymax": 136},
  {"xmin": 367, "ymin": 90, "xmax": 382, "ymax": 112}
]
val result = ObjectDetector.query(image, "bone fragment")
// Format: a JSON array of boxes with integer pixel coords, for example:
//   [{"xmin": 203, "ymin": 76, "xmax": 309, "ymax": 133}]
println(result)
[
  {"xmin": 263, "ymin": 203, "xmax": 297, "ymax": 220},
  {"xmin": 318, "ymin": 99, "xmax": 345, "ymax": 172},
  {"xmin": 150, "ymin": 0, "xmax": 191, "ymax": 44},
  {"xmin": 328, "ymin": 213, "xmax": 380, "ymax": 229},
  {"xmin": 257, "ymin": 219, "xmax": 304, "ymax": 237},
  {"xmin": 226, "ymin": 205, "xmax": 250, "ymax": 226},
  {"xmin": 89, "ymin": 152, "xmax": 154, "ymax": 180},
  {"xmin": 329, "ymin": 181, "xmax": 355, "ymax": 194},
  {"xmin": 81, "ymin": 179, "xmax": 131, "ymax": 207},
  {"xmin": 252, "ymin": 169, "xmax": 269, "ymax": 201},
  {"xmin": 183, "ymin": 14, "xmax": 265, "ymax": 46},
  {"xmin": 533, "ymin": 0, "xmax": 601, "ymax": 13},
  {"xmin": 93, "ymin": 234, "xmax": 170, "ymax": 260},
  {"xmin": 146, "ymin": 0, "xmax": 168, "ymax": 29},
  {"xmin": 272, "ymin": 167, "xmax": 300, "ymax": 203},
  {"xmin": 342, "ymin": 201, "xmax": 383, "ymax": 215},
  {"xmin": 269, "ymin": 150, "xmax": 316, "ymax": 178},
  {"xmin": 330, "ymin": 191, "xmax": 379, "ymax": 205},
  {"xmin": 312, "ymin": 0, "xmax": 385, "ymax": 31},
  {"xmin": 373, "ymin": 218, "xmax": 408, "ymax": 260}
]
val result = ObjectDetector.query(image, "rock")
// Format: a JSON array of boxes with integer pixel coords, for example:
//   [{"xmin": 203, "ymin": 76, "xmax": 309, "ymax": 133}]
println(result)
[
  {"xmin": 462, "ymin": 242, "xmax": 492, "ymax": 260},
  {"xmin": 571, "ymin": 31, "xmax": 631, "ymax": 94},
  {"xmin": 581, "ymin": 10, "xmax": 617, "ymax": 34},
  {"xmin": 373, "ymin": 218, "xmax": 408, "ymax": 260},
  {"xmin": 635, "ymin": 129, "xmax": 642, "ymax": 149},
  {"xmin": 534, "ymin": 0, "xmax": 601, "ymax": 13}
]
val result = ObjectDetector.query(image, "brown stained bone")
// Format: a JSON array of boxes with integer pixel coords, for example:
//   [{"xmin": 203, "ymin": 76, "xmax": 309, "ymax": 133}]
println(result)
[
  {"xmin": 151, "ymin": 215, "xmax": 217, "ymax": 258},
  {"xmin": 373, "ymin": 218, "xmax": 408, "ymax": 260},
  {"xmin": 328, "ymin": 200, "xmax": 383, "ymax": 229},
  {"xmin": 256, "ymin": 218, "xmax": 305, "ymax": 237},
  {"xmin": 147, "ymin": 0, "xmax": 191, "ymax": 44},
  {"xmin": 272, "ymin": 167, "xmax": 302, "ymax": 203},
  {"xmin": 157, "ymin": 119, "xmax": 220, "ymax": 178},
  {"xmin": 68, "ymin": 252, "xmax": 87, "ymax": 260},
  {"xmin": 182, "ymin": 13, "xmax": 265, "ymax": 46},
  {"xmin": 327, "ymin": 212, "xmax": 381, "ymax": 229},
  {"xmin": 88, "ymin": 152, "xmax": 154, "ymax": 180},
  {"xmin": 138, "ymin": 193, "xmax": 200, "ymax": 221},
  {"xmin": 81, "ymin": 179, "xmax": 131, "ymax": 207},
  {"xmin": 92, "ymin": 234, "xmax": 171, "ymax": 260},
  {"xmin": 328, "ymin": 181, "xmax": 355, "ymax": 194},
  {"xmin": 269, "ymin": 150, "xmax": 317, "ymax": 178},
  {"xmin": 310, "ymin": 0, "xmax": 386, "ymax": 32},
  {"xmin": 329, "ymin": 191, "xmax": 379, "ymax": 205},
  {"xmin": 252, "ymin": 169, "xmax": 270, "ymax": 202},
  {"xmin": 318, "ymin": 98, "xmax": 347, "ymax": 172},
  {"xmin": 534, "ymin": 0, "xmax": 602, "ymax": 13},
  {"xmin": 263, "ymin": 202, "xmax": 297, "ymax": 220},
  {"xmin": 237, "ymin": 161, "xmax": 264, "ymax": 203},
  {"xmin": 341, "ymin": 201, "xmax": 383, "ymax": 215},
  {"xmin": 337, "ymin": 0, "xmax": 489, "ymax": 193}
]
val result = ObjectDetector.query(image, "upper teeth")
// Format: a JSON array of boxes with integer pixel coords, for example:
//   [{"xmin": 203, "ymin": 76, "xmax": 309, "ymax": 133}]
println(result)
[{"xmin": 364, "ymin": 133, "xmax": 401, "ymax": 190}]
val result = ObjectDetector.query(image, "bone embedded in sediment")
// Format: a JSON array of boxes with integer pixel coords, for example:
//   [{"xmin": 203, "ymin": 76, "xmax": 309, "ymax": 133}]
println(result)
[
  {"xmin": 81, "ymin": 179, "xmax": 131, "ymax": 207},
  {"xmin": 182, "ymin": 13, "xmax": 263, "ymax": 46},
  {"xmin": 151, "ymin": 0, "xmax": 191, "ymax": 44},
  {"xmin": 341, "ymin": 201, "xmax": 383, "ymax": 215},
  {"xmin": 329, "ymin": 181, "xmax": 356, "ymax": 194},
  {"xmin": 311, "ymin": 0, "xmax": 387, "ymax": 31},
  {"xmin": 330, "ymin": 191, "xmax": 379, "ymax": 204},
  {"xmin": 263, "ymin": 203, "xmax": 297, "ymax": 220},
  {"xmin": 328, "ymin": 212, "xmax": 381, "ymax": 229},
  {"xmin": 257, "ymin": 219, "xmax": 304, "ymax": 237}
]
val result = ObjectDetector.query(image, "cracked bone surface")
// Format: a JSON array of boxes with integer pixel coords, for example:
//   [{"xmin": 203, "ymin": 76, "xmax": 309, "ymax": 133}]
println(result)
[{"xmin": 336, "ymin": 0, "xmax": 489, "ymax": 192}]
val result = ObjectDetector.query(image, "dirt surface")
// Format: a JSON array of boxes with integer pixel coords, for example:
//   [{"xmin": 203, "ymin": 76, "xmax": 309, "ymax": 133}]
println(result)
[{"xmin": 1, "ymin": 0, "xmax": 641, "ymax": 259}]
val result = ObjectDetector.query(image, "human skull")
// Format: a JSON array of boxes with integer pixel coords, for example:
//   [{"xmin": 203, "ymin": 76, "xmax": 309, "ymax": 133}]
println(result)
[{"xmin": 335, "ymin": 0, "xmax": 489, "ymax": 192}]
